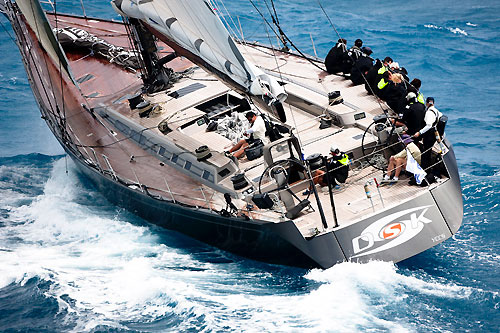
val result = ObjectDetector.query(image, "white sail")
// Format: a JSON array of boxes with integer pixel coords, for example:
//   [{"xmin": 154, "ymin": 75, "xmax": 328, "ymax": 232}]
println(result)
[
  {"xmin": 112, "ymin": 0, "xmax": 286, "ymax": 103},
  {"xmin": 15, "ymin": 0, "xmax": 77, "ymax": 85}
]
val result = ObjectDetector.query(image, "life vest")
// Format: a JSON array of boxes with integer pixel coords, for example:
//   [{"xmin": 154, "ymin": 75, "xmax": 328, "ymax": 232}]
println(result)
[
  {"xmin": 338, "ymin": 153, "xmax": 349, "ymax": 165},
  {"xmin": 377, "ymin": 66, "xmax": 387, "ymax": 75},
  {"xmin": 377, "ymin": 78, "xmax": 388, "ymax": 90},
  {"xmin": 417, "ymin": 92, "xmax": 425, "ymax": 104}
]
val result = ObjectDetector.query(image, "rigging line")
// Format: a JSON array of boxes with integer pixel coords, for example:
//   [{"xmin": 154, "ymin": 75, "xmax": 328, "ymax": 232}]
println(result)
[
  {"xmin": 9, "ymin": 3, "xmax": 59, "ymax": 119},
  {"xmin": 211, "ymin": 0, "xmax": 282, "ymax": 72},
  {"xmin": 263, "ymin": 0, "xmax": 287, "ymax": 50},
  {"xmin": 78, "ymin": 0, "xmax": 87, "ymax": 18},
  {"xmin": 211, "ymin": 0, "xmax": 265, "ymax": 71},
  {"xmin": 261, "ymin": 10, "xmax": 305, "ymax": 154},
  {"xmin": 53, "ymin": 0, "xmax": 68, "ymax": 143},
  {"xmin": 26, "ymin": 0, "xmax": 67, "ymax": 134},
  {"xmin": 315, "ymin": 0, "xmax": 406, "ymax": 117},
  {"xmin": 315, "ymin": 0, "xmax": 341, "ymax": 40},
  {"xmin": 122, "ymin": 17, "xmax": 148, "ymax": 81},
  {"xmin": 248, "ymin": 0, "xmax": 324, "ymax": 73},
  {"xmin": 269, "ymin": 0, "xmax": 279, "ymax": 25},
  {"xmin": 0, "ymin": 17, "xmax": 16, "ymax": 43},
  {"xmin": 211, "ymin": 0, "xmax": 244, "ymax": 43}
]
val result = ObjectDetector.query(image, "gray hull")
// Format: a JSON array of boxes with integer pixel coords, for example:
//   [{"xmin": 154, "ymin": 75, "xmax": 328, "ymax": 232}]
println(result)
[
  {"xmin": 64, "ymin": 139, "xmax": 462, "ymax": 269},
  {"xmin": 5, "ymin": 3, "xmax": 463, "ymax": 269}
]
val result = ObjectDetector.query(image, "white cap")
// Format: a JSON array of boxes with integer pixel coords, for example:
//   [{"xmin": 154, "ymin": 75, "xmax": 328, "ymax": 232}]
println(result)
[
  {"xmin": 330, "ymin": 144, "xmax": 339, "ymax": 153},
  {"xmin": 390, "ymin": 62, "xmax": 400, "ymax": 69},
  {"xmin": 406, "ymin": 92, "xmax": 417, "ymax": 101}
]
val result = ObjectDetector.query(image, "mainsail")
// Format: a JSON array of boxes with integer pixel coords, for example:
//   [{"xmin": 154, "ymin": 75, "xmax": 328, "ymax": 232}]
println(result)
[{"xmin": 112, "ymin": 0, "xmax": 287, "ymax": 103}]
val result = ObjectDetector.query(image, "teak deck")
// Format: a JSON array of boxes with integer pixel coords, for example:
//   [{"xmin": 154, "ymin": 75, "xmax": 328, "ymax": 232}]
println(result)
[{"xmin": 43, "ymin": 13, "xmax": 441, "ymax": 237}]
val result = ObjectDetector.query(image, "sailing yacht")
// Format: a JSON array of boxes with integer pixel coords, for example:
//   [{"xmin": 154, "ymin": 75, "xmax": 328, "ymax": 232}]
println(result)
[{"xmin": 0, "ymin": 0, "xmax": 463, "ymax": 268}]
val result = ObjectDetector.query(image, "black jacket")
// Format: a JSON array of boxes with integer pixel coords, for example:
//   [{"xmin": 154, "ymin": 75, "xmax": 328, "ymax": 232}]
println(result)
[
  {"xmin": 365, "ymin": 59, "xmax": 383, "ymax": 94},
  {"xmin": 402, "ymin": 102, "xmax": 426, "ymax": 136},
  {"xmin": 384, "ymin": 82, "xmax": 407, "ymax": 114},
  {"xmin": 325, "ymin": 42, "xmax": 347, "ymax": 74},
  {"xmin": 350, "ymin": 56, "xmax": 374, "ymax": 85},
  {"xmin": 326, "ymin": 153, "xmax": 349, "ymax": 184}
]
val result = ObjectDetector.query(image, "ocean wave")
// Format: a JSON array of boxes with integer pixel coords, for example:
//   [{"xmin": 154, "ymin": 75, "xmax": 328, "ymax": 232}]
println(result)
[
  {"xmin": 0, "ymin": 160, "xmax": 410, "ymax": 332},
  {"xmin": 424, "ymin": 24, "xmax": 468, "ymax": 36},
  {"xmin": 0, "ymin": 144, "xmax": 497, "ymax": 331}
]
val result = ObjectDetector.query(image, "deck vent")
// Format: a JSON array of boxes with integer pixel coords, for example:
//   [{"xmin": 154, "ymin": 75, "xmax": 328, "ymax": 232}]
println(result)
[
  {"xmin": 168, "ymin": 83, "xmax": 206, "ymax": 98},
  {"xmin": 76, "ymin": 73, "xmax": 95, "ymax": 84}
]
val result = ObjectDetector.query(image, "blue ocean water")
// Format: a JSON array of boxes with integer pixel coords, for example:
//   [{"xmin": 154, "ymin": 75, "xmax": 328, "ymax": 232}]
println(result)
[{"xmin": 0, "ymin": 0, "xmax": 498, "ymax": 331}]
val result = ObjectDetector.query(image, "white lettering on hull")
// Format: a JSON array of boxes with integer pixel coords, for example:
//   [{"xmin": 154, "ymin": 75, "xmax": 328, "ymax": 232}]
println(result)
[{"xmin": 351, "ymin": 206, "xmax": 433, "ymax": 258}]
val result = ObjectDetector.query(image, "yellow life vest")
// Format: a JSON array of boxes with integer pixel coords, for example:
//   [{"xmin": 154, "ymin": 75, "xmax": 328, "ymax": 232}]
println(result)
[
  {"xmin": 338, "ymin": 153, "xmax": 349, "ymax": 165},
  {"xmin": 417, "ymin": 92, "xmax": 425, "ymax": 104},
  {"xmin": 377, "ymin": 78, "xmax": 388, "ymax": 90}
]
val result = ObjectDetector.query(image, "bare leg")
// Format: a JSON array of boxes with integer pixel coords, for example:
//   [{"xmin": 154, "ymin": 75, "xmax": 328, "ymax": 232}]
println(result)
[
  {"xmin": 386, "ymin": 156, "xmax": 397, "ymax": 178},
  {"xmin": 394, "ymin": 158, "xmax": 407, "ymax": 179},
  {"xmin": 306, "ymin": 170, "xmax": 325, "ymax": 190},
  {"xmin": 233, "ymin": 142, "xmax": 249, "ymax": 159},
  {"xmin": 228, "ymin": 139, "xmax": 246, "ymax": 153},
  {"xmin": 314, "ymin": 170, "xmax": 325, "ymax": 186}
]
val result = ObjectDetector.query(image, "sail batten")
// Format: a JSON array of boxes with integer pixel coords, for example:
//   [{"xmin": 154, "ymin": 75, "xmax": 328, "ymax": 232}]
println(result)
[{"xmin": 113, "ymin": 0, "xmax": 286, "ymax": 102}]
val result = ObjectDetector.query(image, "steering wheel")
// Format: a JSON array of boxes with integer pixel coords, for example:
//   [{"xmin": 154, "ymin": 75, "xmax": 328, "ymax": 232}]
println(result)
[
  {"xmin": 258, "ymin": 158, "xmax": 312, "ymax": 199},
  {"xmin": 361, "ymin": 116, "xmax": 400, "ymax": 170}
]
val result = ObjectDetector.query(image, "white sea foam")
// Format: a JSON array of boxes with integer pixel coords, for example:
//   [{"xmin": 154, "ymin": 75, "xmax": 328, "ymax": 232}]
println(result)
[
  {"xmin": 0, "ymin": 159, "xmax": 480, "ymax": 331},
  {"xmin": 424, "ymin": 24, "xmax": 468, "ymax": 36},
  {"xmin": 466, "ymin": 22, "xmax": 477, "ymax": 27},
  {"xmin": 449, "ymin": 27, "xmax": 468, "ymax": 36}
]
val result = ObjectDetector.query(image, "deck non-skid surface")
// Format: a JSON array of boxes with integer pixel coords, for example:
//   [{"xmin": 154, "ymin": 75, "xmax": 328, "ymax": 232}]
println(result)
[{"xmin": 47, "ymin": 14, "xmax": 439, "ymax": 238}]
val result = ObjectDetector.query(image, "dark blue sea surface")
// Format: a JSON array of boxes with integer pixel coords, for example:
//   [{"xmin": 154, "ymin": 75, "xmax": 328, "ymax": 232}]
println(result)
[{"xmin": 0, "ymin": 0, "xmax": 498, "ymax": 331}]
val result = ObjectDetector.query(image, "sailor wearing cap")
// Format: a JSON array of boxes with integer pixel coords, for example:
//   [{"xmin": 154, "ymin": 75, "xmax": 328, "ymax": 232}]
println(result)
[
  {"xmin": 309, "ymin": 145, "xmax": 350, "ymax": 190},
  {"xmin": 412, "ymin": 97, "xmax": 443, "ymax": 185}
]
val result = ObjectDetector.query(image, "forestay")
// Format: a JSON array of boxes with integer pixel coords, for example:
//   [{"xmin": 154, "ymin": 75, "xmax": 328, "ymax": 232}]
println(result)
[
  {"xmin": 14, "ymin": 0, "xmax": 77, "ymax": 85},
  {"xmin": 112, "ymin": 0, "xmax": 286, "ymax": 103}
]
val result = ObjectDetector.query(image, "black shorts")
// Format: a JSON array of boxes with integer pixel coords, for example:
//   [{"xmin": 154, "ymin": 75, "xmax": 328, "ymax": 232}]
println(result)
[{"xmin": 245, "ymin": 137, "xmax": 258, "ymax": 145}]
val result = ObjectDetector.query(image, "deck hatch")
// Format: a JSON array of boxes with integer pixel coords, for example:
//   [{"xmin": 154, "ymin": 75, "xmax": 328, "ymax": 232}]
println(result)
[
  {"xmin": 113, "ymin": 94, "xmax": 133, "ymax": 105},
  {"xmin": 168, "ymin": 83, "xmax": 206, "ymax": 98},
  {"xmin": 76, "ymin": 73, "xmax": 94, "ymax": 83}
]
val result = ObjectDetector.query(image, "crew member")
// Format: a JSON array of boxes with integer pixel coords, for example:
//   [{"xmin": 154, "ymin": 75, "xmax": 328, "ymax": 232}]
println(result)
[
  {"xmin": 401, "ymin": 92, "xmax": 426, "ymax": 135},
  {"xmin": 350, "ymin": 46, "xmax": 374, "ymax": 85},
  {"xmin": 325, "ymin": 38, "xmax": 347, "ymax": 74},
  {"xmin": 343, "ymin": 38, "xmax": 364, "ymax": 74},
  {"xmin": 227, "ymin": 111, "xmax": 268, "ymax": 159},
  {"xmin": 382, "ymin": 73, "xmax": 406, "ymax": 113},
  {"xmin": 408, "ymin": 78, "xmax": 425, "ymax": 104},
  {"xmin": 383, "ymin": 134, "xmax": 421, "ymax": 183},
  {"xmin": 373, "ymin": 57, "xmax": 393, "ymax": 97},
  {"xmin": 413, "ymin": 97, "xmax": 442, "ymax": 185},
  {"xmin": 312, "ymin": 145, "xmax": 349, "ymax": 188},
  {"xmin": 364, "ymin": 59, "xmax": 383, "ymax": 94}
]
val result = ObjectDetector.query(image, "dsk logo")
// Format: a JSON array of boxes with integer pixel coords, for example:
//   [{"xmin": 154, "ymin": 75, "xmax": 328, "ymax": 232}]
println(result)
[{"xmin": 351, "ymin": 205, "xmax": 433, "ymax": 258}]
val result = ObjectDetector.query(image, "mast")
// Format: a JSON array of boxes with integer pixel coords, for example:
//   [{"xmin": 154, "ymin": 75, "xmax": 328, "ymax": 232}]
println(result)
[
  {"xmin": 126, "ymin": 17, "xmax": 176, "ymax": 94},
  {"xmin": 111, "ymin": 0, "xmax": 287, "ymax": 104}
]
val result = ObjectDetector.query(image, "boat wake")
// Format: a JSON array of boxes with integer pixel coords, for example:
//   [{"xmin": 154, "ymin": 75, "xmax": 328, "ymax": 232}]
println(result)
[{"xmin": 1, "ymin": 157, "xmax": 496, "ymax": 331}]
